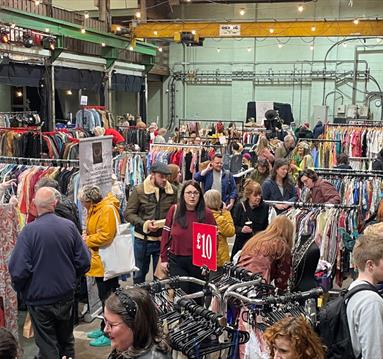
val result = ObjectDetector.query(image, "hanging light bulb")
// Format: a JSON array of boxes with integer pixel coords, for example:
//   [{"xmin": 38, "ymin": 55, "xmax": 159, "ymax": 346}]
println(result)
[
  {"xmin": 129, "ymin": 46, "xmax": 134, "ymax": 51},
  {"xmin": 217, "ymin": 48, "xmax": 221, "ymax": 53},
  {"xmin": 239, "ymin": 8, "xmax": 245, "ymax": 16},
  {"xmin": 191, "ymin": 30, "xmax": 196, "ymax": 35},
  {"xmin": 353, "ymin": 18, "xmax": 359, "ymax": 25},
  {"xmin": 310, "ymin": 45, "xmax": 314, "ymax": 51},
  {"xmin": 81, "ymin": 28, "xmax": 86, "ymax": 34},
  {"xmin": 158, "ymin": 46, "xmax": 163, "ymax": 52},
  {"xmin": 153, "ymin": 31, "xmax": 158, "ymax": 35},
  {"xmin": 66, "ymin": 90, "xmax": 73, "ymax": 96},
  {"xmin": 34, "ymin": 0, "xmax": 41, "ymax": 5},
  {"xmin": 84, "ymin": 11, "xmax": 90, "ymax": 19},
  {"xmin": 311, "ymin": 26, "xmax": 316, "ymax": 32},
  {"xmin": 247, "ymin": 47, "xmax": 251, "ymax": 52},
  {"xmin": 298, "ymin": 5, "xmax": 304, "ymax": 12},
  {"xmin": 16, "ymin": 90, "xmax": 23, "ymax": 97},
  {"xmin": 116, "ymin": 26, "xmax": 122, "ymax": 32},
  {"xmin": 269, "ymin": 28, "xmax": 274, "ymax": 34},
  {"xmin": 278, "ymin": 43, "xmax": 283, "ymax": 48},
  {"xmin": 101, "ymin": 42, "xmax": 106, "ymax": 47},
  {"xmin": 135, "ymin": 11, "xmax": 141, "ymax": 19}
]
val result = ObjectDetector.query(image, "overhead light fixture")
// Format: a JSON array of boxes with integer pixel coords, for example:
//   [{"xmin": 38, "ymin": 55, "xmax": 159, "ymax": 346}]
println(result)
[
  {"xmin": 135, "ymin": 11, "xmax": 141, "ymax": 19},
  {"xmin": 191, "ymin": 30, "xmax": 196, "ymax": 35},
  {"xmin": 186, "ymin": 0, "xmax": 191, "ymax": 2},
  {"xmin": 217, "ymin": 48, "xmax": 221, "ymax": 53},
  {"xmin": 43, "ymin": 36, "xmax": 56, "ymax": 50},
  {"xmin": 116, "ymin": 26, "xmax": 122, "ymax": 32},
  {"xmin": 310, "ymin": 45, "xmax": 314, "ymax": 51},
  {"xmin": 34, "ymin": 0, "xmax": 41, "ymax": 5},
  {"xmin": 298, "ymin": 5, "xmax": 304, "ymax": 12},
  {"xmin": 129, "ymin": 45, "xmax": 134, "ymax": 51},
  {"xmin": 153, "ymin": 31, "xmax": 158, "ymax": 35},
  {"xmin": 342, "ymin": 42, "xmax": 348, "ymax": 47},
  {"xmin": 0, "ymin": 28, "xmax": 9, "ymax": 44},
  {"xmin": 66, "ymin": 90, "xmax": 73, "ymax": 96},
  {"xmin": 269, "ymin": 28, "xmax": 274, "ymax": 34},
  {"xmin": 84, "ymin": 11, "xmax": 90, "ymax": 19},
  {"xmin": 23, "ymin": 33, "xmax": 34, "ymax": 48},
  {"xmin": 247, "ymin": 47, "xmax": 251, "ymax": 52},
  {"xmin": 158, "ymin": 46, "xmax": 163, "ymax": 52},
  {"xmin": 45, "ymin": 28, "xmax": 50, "ymax": 33},
  {"xmin": 81, "ymin": 28, "xmax": 86, "ymax": 34},
  {"xmin": 16, "ymin": 90, "xmax": 23, "ymax": 97},
  {"xmin": 353, "ymin": 18, "xmax": 359, "ymax": 25},
  {"xmin": 278, "ymin": 43, "xmax": 283, "ymax": 48},
  {"xmin": 101, "ymin": 42, "xmax": 106, "ymax": 47},
  {"xmin": 311, "ymin": 26, "xmax": 316, "ymax": 32},
  {"xmin": 239, "ymin": 8, "xmax": 245, "ymax": 16},
  {"xmin": 377, "ymin": 38, "xmax": 382, "ymax": 43}
]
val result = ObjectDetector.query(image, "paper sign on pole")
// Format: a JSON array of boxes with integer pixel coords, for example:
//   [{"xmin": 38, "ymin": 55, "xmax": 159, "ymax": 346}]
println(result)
[
  {"xmin": 192, "ymin": 222, "xmax": 217, "ymax": 271},
  {"xmin": 80, "ymin": 95, "xmax": 88, "ymax": 106}
]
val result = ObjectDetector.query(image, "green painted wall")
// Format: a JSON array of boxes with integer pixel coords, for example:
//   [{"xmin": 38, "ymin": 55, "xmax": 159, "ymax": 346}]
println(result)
[
  {"xmin": 112, "ymin": 91, "xmax": 137, "ymax": 115},
  {"xmin": 148, "ymin": 0, "xmax": 383, "ymax": 128}
]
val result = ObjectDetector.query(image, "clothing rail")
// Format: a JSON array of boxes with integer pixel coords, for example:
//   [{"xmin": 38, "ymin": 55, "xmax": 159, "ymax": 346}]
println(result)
[
  {"xmin": 0, "ymin": 111, "xmax": 38, "ymax": 114},
  {"xmin": 315, "ymin": 167, "xmax": 383, "ymax": 174},
  {"xmin": 178, "ymin": 119, "xmax": 244, "ymax": 134},
  {"xmin": 150, "ymin": 143, "xmax": 203, "ymax": 151},
  {"xmin": 298, "ymin": 138, "xmax": 341, "ymax": 143},
  {"xmin": 315, "ymin": 169, "xmax": 383, "ymax": 177},
  {"xmin": 264, "ymin": 200, "xmax": 358, "ymax": 209},
  {"xmin": 327, "ymin": 123, "xmax": 383, "ymax": 128},
  {"xmin": 0, "ymin": 156, "xmax": 79, "ymax": 165}
]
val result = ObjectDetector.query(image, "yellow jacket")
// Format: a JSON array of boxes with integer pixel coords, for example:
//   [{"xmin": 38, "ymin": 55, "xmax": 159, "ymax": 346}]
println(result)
[
  {"xmin": 212, "ymin": 209, "xmax": 235, "ymax": 267},
  {"xmin": 85, "ymin": 193, "xmax": 120, "ymax": 277}
]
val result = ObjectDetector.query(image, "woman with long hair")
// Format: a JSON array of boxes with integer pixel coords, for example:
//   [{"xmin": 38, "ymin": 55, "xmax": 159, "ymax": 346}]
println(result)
[
  {"xmin": 104, "ymin": 287, "xmax": 171, "ymax": 359},
  {"xmin": 256, "ymin": 136, "xmax": 275, "ymax": 165},
  {"xmin": 160, "ymin": 180, "xmax": 216, "ymax": 294},
  {"xmin": 264, "ymin": 316, "xmax": 325, "ymax": 359},
  {"xmin": 231, "ymin": 179, "xmax": 269, "ymax": 260},
  {"xmin": 238, "ymin": 215, "xmax": 294, "ymax": 292},
  {"xmin": 262, "ymin": 158, "xmax": 297, "ymax": 212}
]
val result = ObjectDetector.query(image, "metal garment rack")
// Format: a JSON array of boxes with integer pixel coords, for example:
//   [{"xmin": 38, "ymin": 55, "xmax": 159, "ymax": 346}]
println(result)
[
  {"xmin": 315, "ymin": 169, "xmax": 383, "ymax": 177},
  {"xmin": 298, "ymin": 138, "xmax": 341, "ymax": 143},
  {"xmin": 0, "ymin": 156, "xmax": 79, "ymax": 166},
  {"xmin": 315, "ymin": 167, "xmax": 383, "ymax": 174},
  {"xmin": 326, "ymin": 123, "xmax": 383, "ymax": 128},
  {"xmin": 264, "ymin": 200, "xmax": 358, "ymax": 210},
  {"xmin": 178, "ymin": 119, "xmax": 245, "ymax": 135}
]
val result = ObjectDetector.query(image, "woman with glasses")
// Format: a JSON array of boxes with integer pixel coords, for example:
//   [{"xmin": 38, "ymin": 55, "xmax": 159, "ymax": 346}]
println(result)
[
  {"xmin": 160, "ymin": 180, "xmax": 216, "ymax": 294},
  {"xmin": 231, "ymin": 179, "xmax": 269, "ymax": 260},
  {"xmin": 104, "ymin": 287, "xmax": 170, "ymax": 359}
]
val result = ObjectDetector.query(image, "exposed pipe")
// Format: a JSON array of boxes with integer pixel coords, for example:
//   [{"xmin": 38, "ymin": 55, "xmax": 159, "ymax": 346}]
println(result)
[{"xmin": 325, "ymin": 90, "xmax": 344, "ymax": 105}]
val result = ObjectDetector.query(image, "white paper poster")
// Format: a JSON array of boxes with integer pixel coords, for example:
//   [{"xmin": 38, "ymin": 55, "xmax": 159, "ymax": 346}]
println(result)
[{"xmin": 79, "ymin": 136, "xmax": 113, "ymax": 196}]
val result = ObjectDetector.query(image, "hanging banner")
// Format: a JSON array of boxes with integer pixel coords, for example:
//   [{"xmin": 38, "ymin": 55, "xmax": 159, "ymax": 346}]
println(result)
[
  {"xmin": 192, "ymin": 222, "xmax": 217, "ymax": 271},
  {"xmin": 79, "ymin": 136, "xmax": 113, "ymax": 196}
]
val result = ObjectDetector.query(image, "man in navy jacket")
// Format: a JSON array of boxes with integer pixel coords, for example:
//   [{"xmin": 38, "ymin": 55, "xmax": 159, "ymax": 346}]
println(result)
[
  {"xmin": 9, "ymin": 187, "xmax": 90, "ymax": 359},
  {"xmin": 194, "ymin": 154, "xmax": 237, "ymax": 210}
]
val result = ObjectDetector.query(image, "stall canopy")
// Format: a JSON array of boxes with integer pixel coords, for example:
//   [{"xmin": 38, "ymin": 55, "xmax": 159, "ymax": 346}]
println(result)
[
  {"xmin": 0, "ymin": 63, "xmax": 44, "ymax": 87},
  {"xmin": 54, "ymin": 67, "xmax": 103, "ymax": 92},
  {"xmin": 112, "ymin": 73, "xmax": 143, "ymax": 92}
]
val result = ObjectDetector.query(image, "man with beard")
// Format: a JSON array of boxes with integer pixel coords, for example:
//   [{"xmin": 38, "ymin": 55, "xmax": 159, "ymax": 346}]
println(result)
[{"xmin": 125, "ymin": 162, "xmax": 177, "ymax": 284}]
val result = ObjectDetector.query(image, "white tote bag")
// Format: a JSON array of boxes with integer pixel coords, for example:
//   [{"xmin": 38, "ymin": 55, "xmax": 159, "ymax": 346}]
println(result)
[{"xmin": 99, "ymin": 208, "xmax": 137, "ymax": 281}]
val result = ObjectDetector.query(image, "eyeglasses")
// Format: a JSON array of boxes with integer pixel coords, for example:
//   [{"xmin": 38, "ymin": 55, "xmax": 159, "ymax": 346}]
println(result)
[
  {"xmin": 103, "ymin": 318, "xmax": 124, "ymax": 330},
  {"xmin": 185, "ymin": 191, "xmax": 200, "ymax": 197}
]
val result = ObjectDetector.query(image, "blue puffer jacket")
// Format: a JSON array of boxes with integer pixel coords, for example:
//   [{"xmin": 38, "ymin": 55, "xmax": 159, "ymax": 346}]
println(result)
[{"xmin": 194, "ymin": 170, "xmax": 238, "ymax": 204}]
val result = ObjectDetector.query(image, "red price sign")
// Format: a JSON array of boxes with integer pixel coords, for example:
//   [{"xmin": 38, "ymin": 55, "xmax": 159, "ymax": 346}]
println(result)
[{"xmin": 192, "ymin": 222, "xmax": 217, "ymax": 271}]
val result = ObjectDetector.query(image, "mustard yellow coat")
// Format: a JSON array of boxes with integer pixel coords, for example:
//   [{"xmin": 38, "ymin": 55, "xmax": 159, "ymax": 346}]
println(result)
[
  {"xmin": 211, "ymin": 209, "xmax": 235, "ymax": 267},
  {"xmin": 85, "ymin": 193, "xmax": 120, "ymax": 277}
]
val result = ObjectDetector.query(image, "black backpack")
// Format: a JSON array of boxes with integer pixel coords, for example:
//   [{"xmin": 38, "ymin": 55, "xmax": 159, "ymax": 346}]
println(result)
[{"xmin": 317, "ymin": 283, "xmax": 378, "ymax": 359}]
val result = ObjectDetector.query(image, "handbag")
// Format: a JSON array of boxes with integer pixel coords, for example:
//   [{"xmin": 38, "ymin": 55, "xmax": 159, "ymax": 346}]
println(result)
[{"xmin": 99, "ymin": 208, "xmax": 138, "ymax": 281}]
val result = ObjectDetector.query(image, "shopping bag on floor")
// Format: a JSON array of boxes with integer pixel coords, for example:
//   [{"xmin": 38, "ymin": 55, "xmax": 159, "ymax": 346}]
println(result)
[
  {"xmin": 99, "ymin": 208, "xmax": 138, "ymax": 280},
  {"xmin": 23, "ymin": 312, "xmax": 34, "ymax": 339}
]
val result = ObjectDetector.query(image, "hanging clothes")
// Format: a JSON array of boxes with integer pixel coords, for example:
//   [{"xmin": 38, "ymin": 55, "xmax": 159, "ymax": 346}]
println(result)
[{"xmin": 0, "ymin": 204, "xmax": 19, "ymax": 338}]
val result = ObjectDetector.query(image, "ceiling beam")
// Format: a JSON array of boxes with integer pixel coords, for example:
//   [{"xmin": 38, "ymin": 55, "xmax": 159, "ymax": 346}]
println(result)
[
  {"xmin": 0, "ymin": 6, "xmax": 156, "ymax": 56},
  {"xmin": 133, "ymin": 19, "xmax": 383, "ymax": 39}
]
